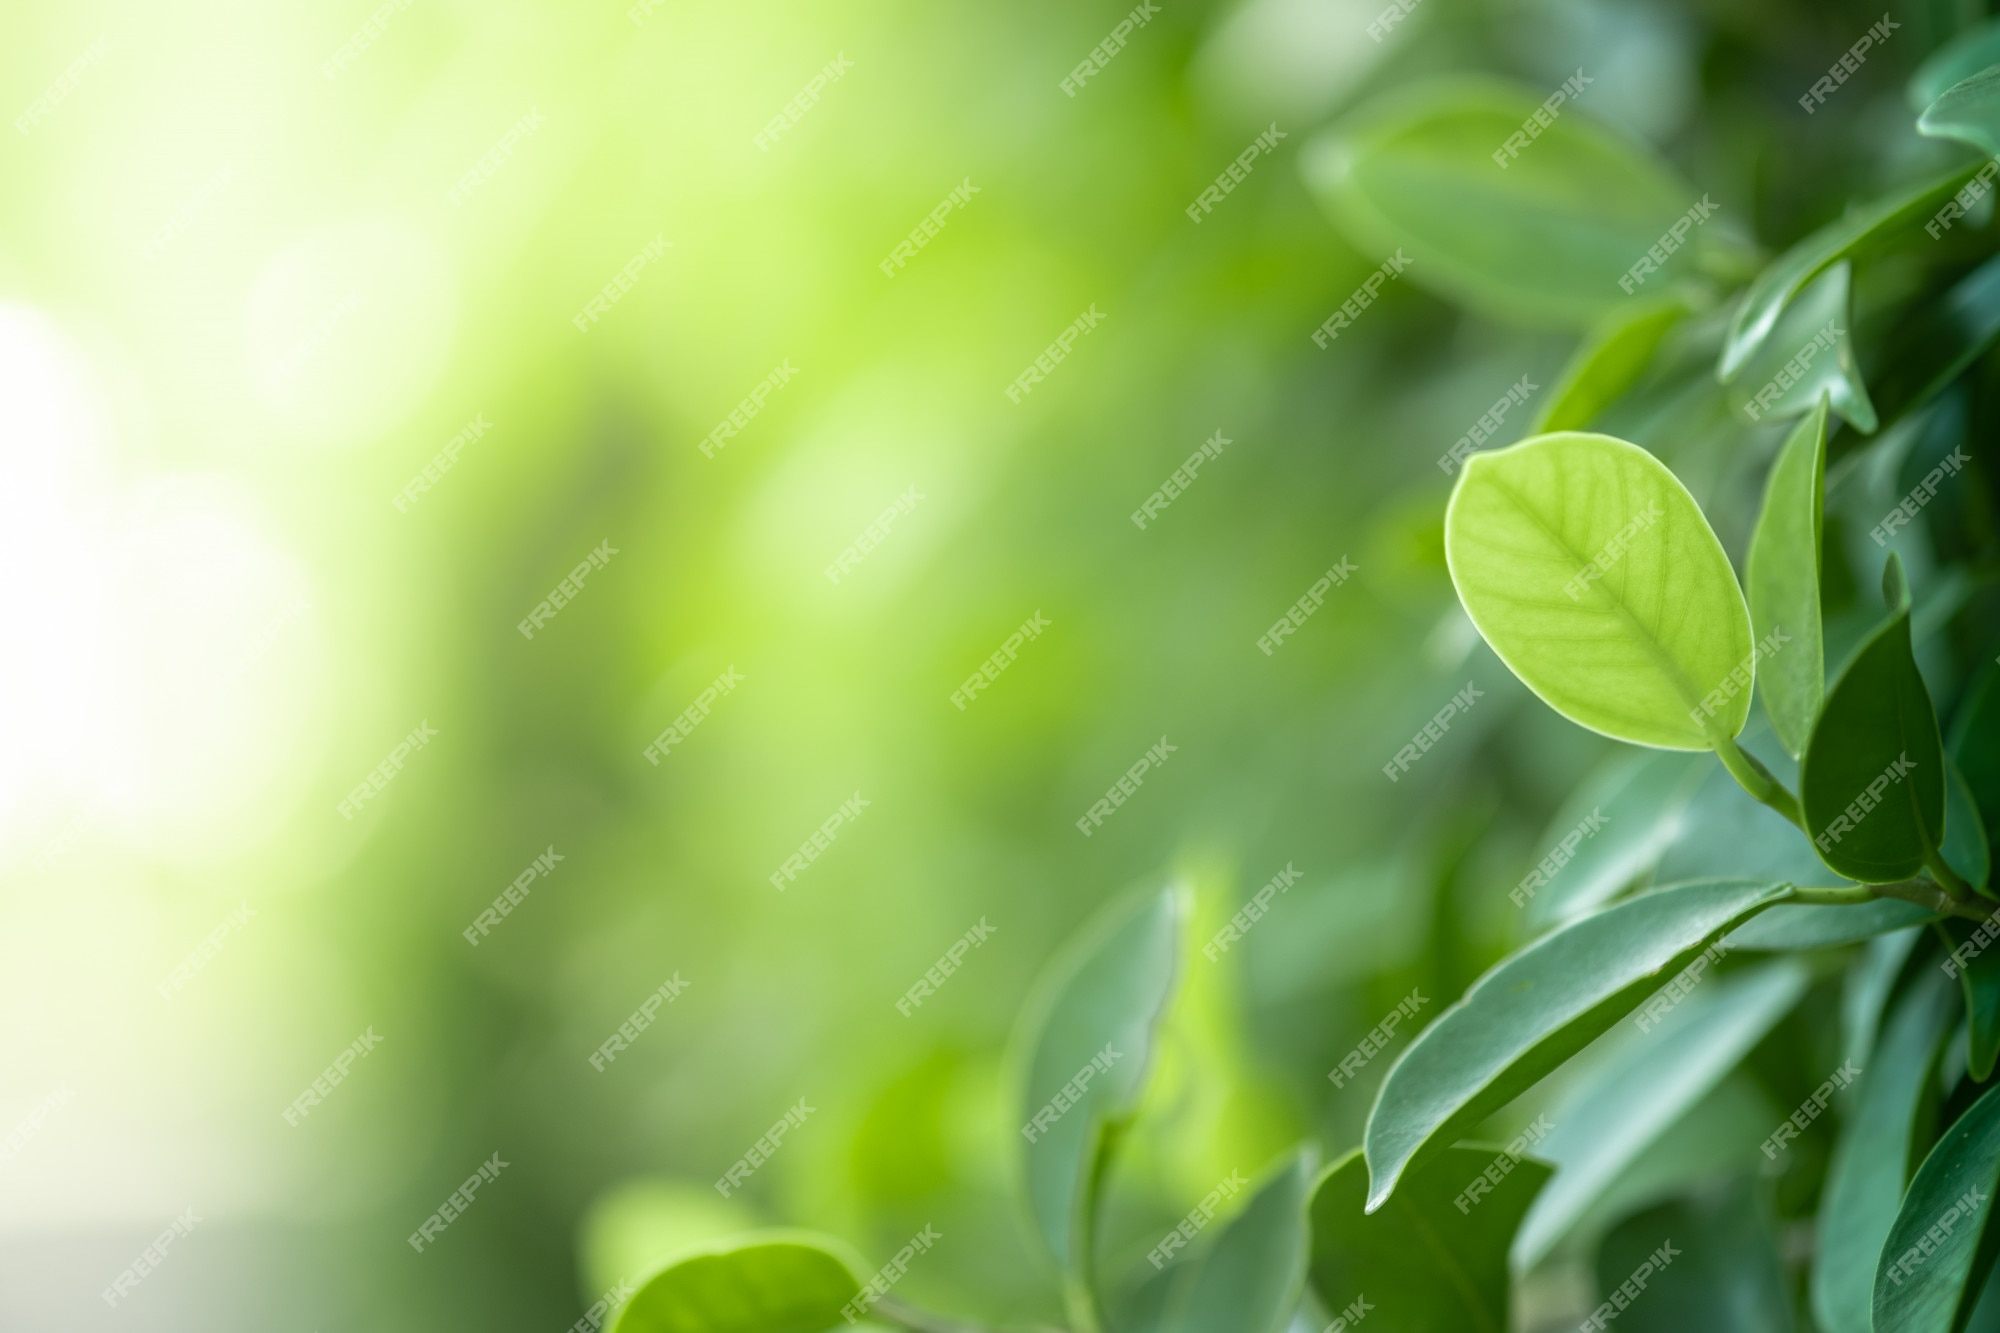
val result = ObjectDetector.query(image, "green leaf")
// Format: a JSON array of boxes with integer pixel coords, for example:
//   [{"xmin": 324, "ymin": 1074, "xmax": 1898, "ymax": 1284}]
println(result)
[
  {"xmin": 1157, "ymin": 1147, "xmax": 1315, "ymax": 1333},
  {"xmin": 1843, "ymin": 927, "xmax": 1925, "ymax": 1073},
  {"xmin": 1921, "ymin": 65, "xmax": 2000, "ymax": 158},
  {"xmin": 1953, "ymin": 663, "xmax": 2000, "ymax": 854},
  {"xmin": 1910, "ymin": 21, "xmax": 2000, "ymax": 110},
  {"xmin": 1510, "ymin": 960, "xmax": 1809, "ymax": 1271},
  {"xmin": 1721, "ymin": 165, "xmax": 1982, "ymax": 381},
  {"xmin": 1868, "ymin": 254, "xmax": 2000, "ymax": 430},
  {"xmin": 1729, "ymin": 897, "xmax": 1936, "ymax": 949},
  {"xmin": 611, "ymin": 1234, "xmax": 863, "ymax": 1333},
  {"xmin": 1815, "ymin": 970, "xmax": 1959, "ymax": 1333},
  {"xmin": 1728, "ymin": 265, "xmax": 1875, "ymax": 432},
  {"xmin": 1363, "ymin": 878, "xmax": 1790, "ymax": 1209},
  {"xmin": 1746, "ymin": 397, "xmax": 1829, "ymax": 758},
  {"xmin": 1445, "ymin": 432, "xmax": 1754, "ymax": 750},
  {"xmin": 1533, "ymin": 298, "xmax": 1689, "ymax": 434},
  {"xmin": 1300, "ymin": 79, "xmax": 1703, "ymax": 328},
  {"xmin": 1873, "ymin": 1082, "xmax": 2000, "ymax": 1332},
  {"xmin": 1944, "ymin": 917, "xmax": 2000, "ymax": 1083},
  {"xmin": 1309, "ymin": 1144, "xmax": 1550, "ymax": 1333},
  {"xmin": 1017, "ymin": 884, "xmax": 1184, "ymax": 1298},
  {"xmin": 1948, "ymin": 754, "xmax": 1994, "ymax": 894},
  {"xmin": 1522, "ymin": 747, "xmax": 1708, "ymax": 931},
  {"xmin": 1593, "ymin": 1180, "xmax": 1794, "ymax": 1332},
  {"xmin": 1801, "ymin": 554, "xmax": 1947, "ymax": 883}
]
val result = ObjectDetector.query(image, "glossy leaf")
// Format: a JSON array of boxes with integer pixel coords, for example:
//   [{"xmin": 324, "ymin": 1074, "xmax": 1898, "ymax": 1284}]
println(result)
[
  {"xmin": 1445, "ymin": 433, "xmax": 1753, "ymax": 750},
  {"xmin": 612, "ymin": 1235, "xmax": 862, "ymax": 1333},
  {"xmin": 1522, "ymin": 747, "xmax": 1707, "ymax": 931},
  {"xmin": 1746, "ymin": 396, "xmax": 1828, "ymax": 758},
  {"xmin": 1721, "ymin": 165, "xmax": 1981, "ymax": 380},
  {"xmin": 1534, "ymin": 298, "xmax": 1689, "ymax": 434},
  {"xmin": 1158, "ymin": 1147, "xmax": 1315, "ymax": 1333},
  {"xmin": 1868, "ymin": 253, "xmax": 2000, "ymax": 431},
  {"xmin": 1948, "ymin": 754, "xmax": 1994, "ymax": 894},
  {"xmin": 1593, "ymin": 1180, "xmax": 1793, "ymax": 1332},
  {"xmin": 1728, "ymin": 897, "xmax": 1935, "ymax": 949},
  {"xmin": 1873, "ymin": 1082, "xmax": 2000, "ymax": 1332},
  {"xmin": 1300, "ymin": 79, "xmax": 1700, "ymax": 328},
  {"xmin": 1310, "ymin": 1144, "xmax": 1549, "ymax": 1332},
  {"xmin": 1814, "ymin": 970, "xmax": 1959, "ymax": 1333},
  {"xmin": 1921, "ymin": 65, "xmax": 2000, "ymax": 158},
  {"xmin": 1510, "ymin": 960, "xmax": 1808, "ymax": 1271},
  {"xmin": 1363, "ymin": 878, "xmax": 1790, "ymax": 1209},
  {"xmin": 1801, "ymin": 554, "xmax": 1947, "ymax": 882},
  {"xmin": 1727, "ymin": 265, "xmax": 1875, "ymax": 432},
  {"xmin": 1018, "ymin": 884, "xmax": 1184, "ymax": 1278},
  {"xmin": 1910, "ymin": 22, "xmax": 2000, "ymax": 110}
]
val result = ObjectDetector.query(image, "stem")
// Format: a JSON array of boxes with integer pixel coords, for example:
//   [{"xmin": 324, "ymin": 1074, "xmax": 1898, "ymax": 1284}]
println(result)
[
  {"xmin": 1789, "ymin": 885, "xmax": 1874, "ymax": 907},
  {"xmin": 1867, "ymin": 877, "xmax": 1994, "ymax": 923},
  {"xmin": 1926, "ymin": 846, "xmax": 1976, "ymax": 902},
  {"xmin": 1713, "ymin": 735, "xmax": 1807, "ymax": 832}
]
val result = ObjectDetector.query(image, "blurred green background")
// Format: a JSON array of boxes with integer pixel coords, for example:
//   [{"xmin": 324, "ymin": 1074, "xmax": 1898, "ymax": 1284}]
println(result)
[{"xmin": 0, "ymin": 0, "xmax": 1989, "ymax": 1328}]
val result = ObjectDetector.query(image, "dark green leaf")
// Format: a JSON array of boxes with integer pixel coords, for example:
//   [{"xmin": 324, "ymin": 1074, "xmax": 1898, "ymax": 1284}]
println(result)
[
  {"xmin": 1727, "ymin": 265, "xmax": 1874, "ymax": 432},
  {"xmin": 1949, "ymin": 755, "xmax": 1994, "ymax": 894},
  {"xmin": 1364, "ymin": 878, "xmax": 1791, "ymax": 1209},
  {"xmin": 1866, "ymin": 253, "xmax": 2000, "ymax": 430},
  {"xmin": 611, "ymin": 1235, "xmax": 863, "ymax": 1333},
  {"xmin": 1815, "ymin": 970, "xmax": 1959, "ymax": 1333},
  {"xmin": 1310, "ymin": 1144, "xmax": 1549, "ymax": 1333},
  {"xmin": 1910, "ymin": 22, "xmax": 2000, "ymax": 110},
  {"xmin": 1873, "ymin": 1082, "xmax": 2000, "ymax": 1332},
  {"xmin": 1921, "ymin": 65, "xmax": 2000, "ymax": 158},
  {"xmin": 1521, "ymin": 747, "xmax": 1707, "ymax": 931},
  {"xmin": 1952, "ymin": 663, "xmax": 2000, "ymax": 854},
  {"xmin": 1746, "ymin": 396, "xmax": 1828, "ymax": 758},
  {"xmin": 1533, "ymin": 298, "xmax": 1689, "ymax": 434},
  {"xmin": 1801, "ymin": 554, "xmax": 1947, "ymax": 882},
  {"xmin": 1593, "ymin": 1180, "xmax": 1793, "ymax": 1332},
  {"xmin": 1943, "ymin": 915, "xmax": 2000, "ymax": 1083},
  {"xmin": 1158, "ymin": 1147, "xmax": 1315, "ymax": 1333}
]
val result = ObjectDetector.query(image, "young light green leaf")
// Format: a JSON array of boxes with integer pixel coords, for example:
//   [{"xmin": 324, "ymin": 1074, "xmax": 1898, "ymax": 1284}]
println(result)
[
  {"xmin": 1910, "ymin": 21, "xmax": 2000, "ymax": 109},
  {"xmin": 611, "ymin": 1234, "xmax": 863, "ymax": 1333},
  {"xmin": 1300, "ymin": 79, "xmax": 1701, "ymax": 328},
  {"xmin": 1728, "ymin": 265, "xmax": 1874, "ymax": 432},
  {"xmin": 1445, "ymin": 432, "xmax": 1753, "ymax": 750},
  {"xmin": 1721, "ymin": 165, "xmax": 1982, "ymax": 380},
  {"xmin": 1533, "ymin": 298, "xmax": 1689, "ymax": 434},
  {"xmin": 1310, "ymin": 1144, "xmax": 1550, "ymax": 1331},
  {"xmin": 1017, "ymin": 884, "xmax": 1184, "ymax": 1288},
  {"xmin": 1947, "ymin": 754, "xmax": 1993, "ymax": 893},
  {"xmin": 1510, "ymin": 960, "xmax": 1808, "ymax": 1272},
  {"xmin": 1921, "ymin": 65, "xmax": 2000, "ymax": 158},
  {"xmin": 1157, "ymin": 1147, "xmax": 1315, "ymax": 1333},
  {"xmin": 1746, "ymin": 396, "xmax": 1828, "ymax": 758},
  {"xmin": 1873, "ymin": 1082, "xmax": 2000, "ymax": 1332},
  {"xmin": 1814, "ymin": 970, "xmax": 1959, "ymax": 1333},
  {"xmin": 1523, "ymin": 747, "xmax": 1707, "ymax": 931},
  {"xmin": 1363, "ymin": 878, "xmax": 1791, "ymax": 1210},
  {"xmin": 1801, "ymin": 554, "xmax": 1947, "ymax": 883},
  {"xmin": 1869, "ymin": 254, "xmax": 2000, "ymax": 431},
  {"xmin": 1593, "ymin": 1181, "xmax": 1793, "ymax": 1331}
]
